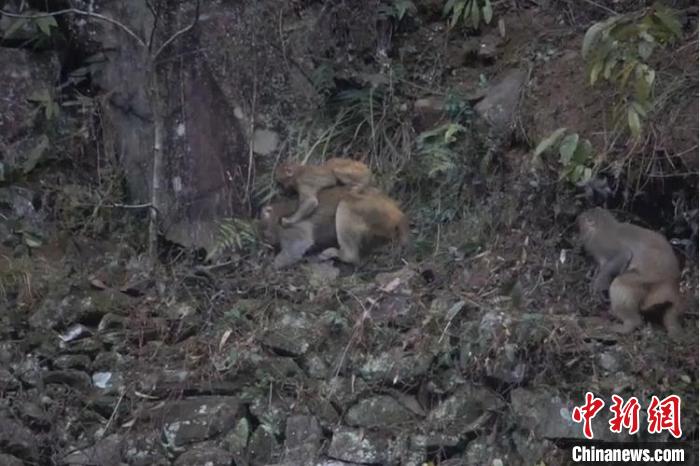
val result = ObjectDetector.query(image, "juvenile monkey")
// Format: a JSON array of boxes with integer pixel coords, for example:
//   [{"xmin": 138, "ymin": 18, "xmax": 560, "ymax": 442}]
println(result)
[
  {"xmin": 577, "ymin": 207, "xmax": 682, "ymax": 336},
  {"xmin": 274, "ymin": 158, "xmax": 372, "ymax": 227},
  {"xmin": 259, "ymin": 186, "xmax": 408, "ymax": 269}
]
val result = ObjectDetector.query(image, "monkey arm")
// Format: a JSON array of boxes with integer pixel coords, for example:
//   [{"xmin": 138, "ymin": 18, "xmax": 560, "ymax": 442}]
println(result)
[
  {"xmin": 593, "ymin": 249, "xmax": 633, "ymax": 293},
  {"xmin": 281, "ymin": 190, "xmax": 319, "ymax": 226},
  {"xmin": 273, "ymin": 225, "xmax": 314, "ymax": 268}
]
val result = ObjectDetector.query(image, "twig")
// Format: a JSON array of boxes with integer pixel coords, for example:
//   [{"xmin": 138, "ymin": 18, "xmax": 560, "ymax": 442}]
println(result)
[
  {"xmin": 153, "ymin": 0, "xmax": 200, "ymax": 59},
  {"xmin": 0, "ymin": 8, "xmax": 146, "ymax": 47},
  {"xmin": 581, "ymin": 0, "xmax": 618, "ymax": 16}
]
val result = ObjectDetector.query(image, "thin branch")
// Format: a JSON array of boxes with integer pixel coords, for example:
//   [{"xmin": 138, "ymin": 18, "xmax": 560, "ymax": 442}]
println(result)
[
  {"xmin": 0, "ymin": 8, "xmax": 146, "ymax": 47},
  {"xmin": 145, "ymin": 0, "xmax": 159, "ymax": 52},
  {"xmin": 153, "ymin": 0, "xmax": 200, "ymax": 59}
]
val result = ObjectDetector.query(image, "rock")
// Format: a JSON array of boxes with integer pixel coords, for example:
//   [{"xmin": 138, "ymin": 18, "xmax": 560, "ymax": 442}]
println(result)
[
  {"xmin": 220, "ymin": 417, "xmax": 249, "ymax": 460},
  {"xmin": 475, "ymin": 68, "xmax": 527, "ymax": 134},
  {"xmin": 0, "ymin": 368, "xmax": 19, "ymax": 391},
  {"xmin": 16, "ymin": 400, "xmax": 50, "ymax": 428},
  {"xmin": 345, "ymin": 395, "xmax": 414, "ymax": 428},
  {"xmin": 173, "ymin": 442, "xmax": 233, "ymax": 466},
  {"xmin": 252, "ymin": 129, "xmax": 280, "ymax": 155},
  {"xmin": 0, "ymin": 417, "xmax": 38, "ymax": 462},
  {"xmin": 43, "ymin": 370, "xmax": 92, "ymax": 392},
  {"xmin": 62, "ymin": 433, "xmax": 123, "ymax": 465},
  {"xmin": 158, "ymin": 397, "xmax": 242, "ymax": 448},
  {"xmin": 98, "ymin": 313, "xmax": 127, "ymax": 332},
  {"xmin": 123, "ymin": 430, "xmax": 170, "ymax": 466},
  {"xmin": 53, "ymin": 354, "xmax": 92, "ymax": 370},
  {"xmin": 283, "ymin": 415, "xmax": 322, "ymax": 464},
  {"xmin": 510, "ymin": 387, "xmax": 619, "ymax": 442},
  {"xmin": 261, "ymin": 309, "xmax": 318, "ymax": 356},
  {"xmin": 249, "ymin": 425, "xmax": 280, "ymax": 464},
  {"xmin": 255, "ymin": 356, "xmax": 307, "ymax": 382},
  {"xmin": 328, "ymin": 427, "xmax": 393, "ymax": 464},
  {"xmin": 427, "ymin": 385, "xmax": 504, "ymax": 434},
  {"xmin": 358, "ymin": 349, "xmax": 433, "ymax": 384}
]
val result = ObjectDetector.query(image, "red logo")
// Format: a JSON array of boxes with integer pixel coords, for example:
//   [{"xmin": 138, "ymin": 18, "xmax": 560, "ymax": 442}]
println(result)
[
  {"xmin": 572, "ymin": 391, "xmax": 606, "ymax": 439},
  {"xmin": 647, "ymin": 395, "xmax": 682, "ymax": 438},
  {"xmin": 608, "ymin": 395, "xmax": 641, "ymax": 435}
]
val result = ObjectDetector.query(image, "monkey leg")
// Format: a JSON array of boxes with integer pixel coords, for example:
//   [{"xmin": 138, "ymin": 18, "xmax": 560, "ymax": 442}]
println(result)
[
  {"xmin": 592, "ymin": 250, "xmax": 633, "ymax": 295},
  {"xmin": 274, "ymin": 227, "xmax": 314, "ymax": 269},
  {"xmin": 642, "ymin": 282, "xmax": 683, "ymax": 337},
  {"xmin": 319, "ymin": 201, "xmax": 365, "ymax": 264},
  {"xmin": 608, "ymin": 273, "xmax": 645, "ymax": 334},
  {"xmin": 281, "ymin": 194, "xmax": 319, "ymax": 226}
]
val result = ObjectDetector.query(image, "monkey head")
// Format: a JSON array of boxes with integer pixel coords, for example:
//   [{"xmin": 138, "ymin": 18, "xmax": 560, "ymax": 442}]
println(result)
[{"xmin": 274, "ymin": 162, "xmax": 302, "ymax": 190}]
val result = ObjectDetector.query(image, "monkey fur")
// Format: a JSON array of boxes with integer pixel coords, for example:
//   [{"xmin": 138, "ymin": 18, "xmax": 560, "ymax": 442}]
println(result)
[
  {"xmin": 259, "ymin": 186, "xmax": 408, "ymax": 269},
  {"xmin": 577, "ymin": 207, "xmax": 682, "ymax": 336},
  {"xmin": 273, "ymin": 158, "xmax": 372, "ymax": 227}
]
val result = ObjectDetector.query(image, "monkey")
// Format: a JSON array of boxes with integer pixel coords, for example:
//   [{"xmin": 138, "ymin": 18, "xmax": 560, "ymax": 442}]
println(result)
[
  {"xmin": 577, "ymin": 207, "xmax": 682, "ymax": 337},
  {"xmin": 258, "ymin": 186, "xmax": 408, "ymax": 269},
  {"xmin": 273, "ymin": 158, "xmax": 372, "ymax": 227}
]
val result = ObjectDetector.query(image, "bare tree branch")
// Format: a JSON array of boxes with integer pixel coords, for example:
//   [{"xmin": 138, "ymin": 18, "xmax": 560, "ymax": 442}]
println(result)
[
  {"xmin": 0, "ymin": 8, "xmax": 147, "ymax": 47},
  {"xmin": 153, "ymin": 0, "xmax": 200, "ymax": 59}
]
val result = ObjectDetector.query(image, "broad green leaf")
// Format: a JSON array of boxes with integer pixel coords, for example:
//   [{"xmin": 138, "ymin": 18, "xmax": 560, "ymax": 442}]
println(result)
[
  {"xmin": 443, "ymin": 0, "xmax": 457, "ymax": 16},
  {"xmin": 559, "ymin": 133, "xmax": 579, "ymax": 165},
  {"xmin": 572, "ymin": 164, "xmax": 585, "ymax": 182},
  {"xmin": 582, "ymin": 167, "xmax": 593, "ymax": 182},
  {"xmin": 589, "ymin": 60, "xmax": 603, "ymax": 85},
  {"xmin": 23, "ymin": 232, "xmax": 43, "ymax": 249},
  {"xmin": 444, "ymin": 123, "xmax": 465, "ymax": 143},
  {"xmin": 450, "ymin": 0, "xmax": 466, "ymax": 27},
  {"xmin": 627, "ymin": 106, "xmax": 641, "ymax": 136},
  {"xmin": 603, "ymin": 57, "xmax": 617, "ymax": 80},
  {"xmin": 634, "ymin": 76, "xmax": 651, "ymax": 102},
  {"xmin": 22, "ymin": 134, "xmax": 49, "ymax": 174},
  {"xmin": 36, "ymin": 16, "xmax": 57, "ymax": 36},
  {"xmin": 482, "ymin": 0, "xmax": 493, "ymax": 24},
  {"xmin": 631, "ymin": 101, "xmax": 647, "ymax": 118},
  {"xmin": 3, "ymin": 17, "xmax": 28, "ymax": 39},
  {"xmin": 638, "ymin": 41, "xmax": 655, "ymax": 60},
  {"xmin": 534, "ymin": 127, "xmax": 567, "ymax": 156},
  {"xmin": 470, "ymin": 0, "xmax": 480, "ymax": 29},
  {"xmin": 639, "ymin": 31, "xmax": 655, "ymax": 42},
  {"xmin": 617, "ymin": 60, "xmax": 636, "ymax": 88},
  {"xmin": 582, "ymin": 16, "xmax": 621, "ymax": 58},
  {"xmin": 643, "ymin": 67, "xmax": 655, "ymax": 85},
  {"xmin": 572, "ymin": 138, "xmax": 593, "ymax": 164},
  {"xmin": 28, "ymin": 89, "xmax": 50, "ymax": 102},
  {"xmin": 653, "ymin": 4, "xmax": 682, "ymax": 39}
]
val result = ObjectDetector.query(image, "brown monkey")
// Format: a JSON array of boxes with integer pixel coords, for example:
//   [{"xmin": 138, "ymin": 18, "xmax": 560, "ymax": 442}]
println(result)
[
  {"xmin": 259, "ymin": 186, "xmax": 408, "ymax": 269},
  {"xmin": 274, "ymin": 158, "xmax": 372, "ymax": 227},
  {"xmin": 577, "ymin": 207, "xmax": 682, "ymax": 336}
]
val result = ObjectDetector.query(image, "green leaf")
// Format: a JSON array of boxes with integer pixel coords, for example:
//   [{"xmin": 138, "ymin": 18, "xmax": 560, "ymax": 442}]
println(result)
[
  {"xmin": 450, "ymin": 0, "xmax": 466, "ymax": 27},
  {"xmin": 653, "ymin": 3, "xmax": 682, "ymax": 39},
  {"xmin": 627, "ymin": 106, "xmax": 641, "ymax": 136},
  {"xmin": 3, "ymin": 17, "xmax": 28, "ymax": 39},
  {"xmin": 36, "ymin": 16, "xmax": 57, "ymax": 36},
  {"xmin": 582, "ymin": 16, "xmax": 621, "ymax": 59},
  {"xmin": 444, "ymin": 123, "xmax": 465, "ymax": 143},
  {"xmin": 618, "ymin": 61, "xmax": 636, "ymax": 88},
  {"xmin": 589, "ymin": 60, "xmax": 603, "ymax": 85},
  {"xmin": 603, "ymin": 57, "xmax": 617, "ymax": 80},
  {"xmin": 631, "ymin": 100, "xmax": 647, "ymax": 118},
  {"xmin": 572, "ymin": 138, "xmax": 593, "ymax": 164},
  {"xmin": 443, "ymin": 0, "xmax": 457, "ymax": 16},
  {"xmin": 22, "ymin": 134, "xmax": 49, "ymax": 174},
  {"xmin": 559, "ymin": 133, "xmax": 579, "ymax": 165},
  {"xmin": 534, "ymin": 127, "xmax": 567, "ymax": 156},
  {"xmin": 470, "ymin": 0, "xmax": 480, "ymax": 29},
  {"xmin": 23, "ymin": 231, "xmax": 43, "ymax": 249},
  {"xmin": 638, "ymin": 41, "xmax": 655, "ymax": 60},
  {"xmin": 482, "ymin": 0, "xmax": 493, "ymax": 24}
]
